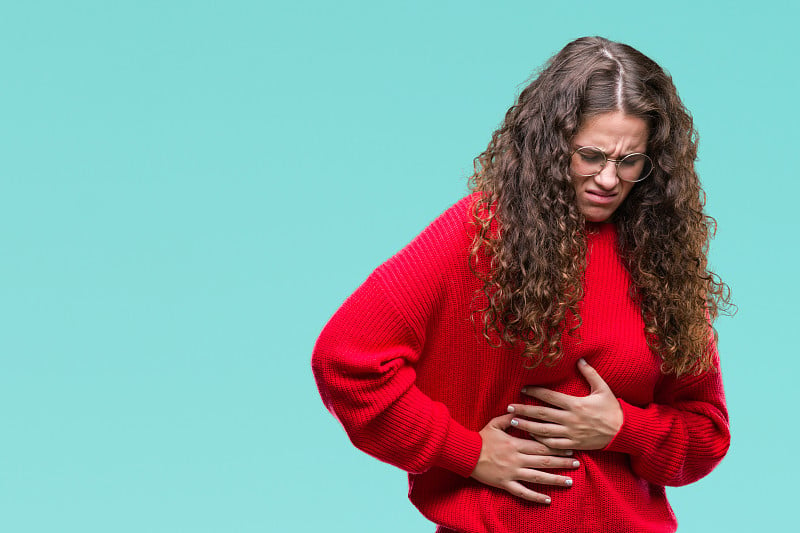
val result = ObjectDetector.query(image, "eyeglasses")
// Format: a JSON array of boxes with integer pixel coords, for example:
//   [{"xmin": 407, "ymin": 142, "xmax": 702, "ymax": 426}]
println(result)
[{"xmin": 570, "ymin": 146, "xmax": 654, "ymax": 183}]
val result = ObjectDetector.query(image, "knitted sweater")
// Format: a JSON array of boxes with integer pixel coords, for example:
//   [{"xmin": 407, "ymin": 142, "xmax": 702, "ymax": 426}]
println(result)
[{"xmin": 312, "ymin": 195, "xmax": 729, "ymax": 533}]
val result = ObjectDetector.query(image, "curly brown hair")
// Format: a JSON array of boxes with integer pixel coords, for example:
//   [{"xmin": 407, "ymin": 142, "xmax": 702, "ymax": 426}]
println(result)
[{"xmin": 469, "ymin": 36, "xmax": 733, "ymax": 376}]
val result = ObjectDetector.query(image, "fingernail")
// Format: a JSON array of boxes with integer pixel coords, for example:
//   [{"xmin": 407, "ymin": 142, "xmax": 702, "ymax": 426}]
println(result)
[
  {"xmin": 545, "ymin": 497, "xmax": 551, "ymax": 505},
  {"xmin": 572, "ymin": 460, "xmax": 580, "ymax": 467},
  {"xmin": 565, "ymin": 450, "xmax": 573, "ymax": 456},
  {"xmin": 565, "ymin": 478, "xmax": 573, "ymax": 487},
  {"xmin": 507, "ymin": 405, "xmax": 515, "ymax": 413},
  {"xmin": 578, "ymin": 358, "xmax": 587, "ymax": 366},
  {"xmin": 521, "ymin": 387, "xmax": 527, "ymax": 394},
  {"xmin": 510, "ymin": 418, "xmax": 519, "ymax": 426}
]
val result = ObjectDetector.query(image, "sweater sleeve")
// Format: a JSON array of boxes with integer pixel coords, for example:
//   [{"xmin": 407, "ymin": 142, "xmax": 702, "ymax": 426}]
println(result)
[
  {"xmin": 312, "ymin": 197, "xmax": 485, "ymax": 477},
  {"xmin": 603, "ymin": 341, "xmax": 730, "ymax": 486},
  {"xmin": 312, "ymin": 273, "xmax": 483, "ymax": 477}
]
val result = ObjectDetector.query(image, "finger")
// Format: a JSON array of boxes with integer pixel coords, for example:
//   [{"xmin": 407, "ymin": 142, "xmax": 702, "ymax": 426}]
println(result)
[
  {"xmin": 521, "ymin": 387, "xmax": 574, "ymax": 409},
  {"xmin": 577, "ymin": 358, "xmax": 611, "ymax": 393},
  {"xmin": 507, "ymin": 404, "xmax": 570, "ymax": 425},
  {"xmin": 518, "ymin": 453, "xmax": 581, "ymax": 470},
  {"xmin": 488, "ymin": 413, "xmax": 517, "ymax": 430},
  {"xmin": 517, "ymin": 439, "xmax": 574, "ymax": 457},
  {"xmin": 516, "ymin": 467, "xmax": 574, "ymax": 488},
  {"xmin": 530, "ymin": 435, "xmax": 577, "ymax": 450},
  {"xmin": 511, "ymin": 418, "xmax": 568, "ymax": 439},
  {"xmin": 503, "ymin": 481, "xmax": 552, "ymax": 505}
]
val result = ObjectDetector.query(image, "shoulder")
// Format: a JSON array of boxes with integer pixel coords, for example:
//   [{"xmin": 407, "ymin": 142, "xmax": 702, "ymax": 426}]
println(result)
[
  {"xmin": 319, "ymin": 195, "xmax": 479, "ymax": 346},
  {"xmin": 375, "ymin": 194, "xmax": 477, "ymax": 282}
]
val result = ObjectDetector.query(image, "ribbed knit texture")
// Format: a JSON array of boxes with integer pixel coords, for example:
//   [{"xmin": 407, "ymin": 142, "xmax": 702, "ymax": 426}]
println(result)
[{"xmin": 312, "ymin": 195, "xmax": 729, "ymax": 533}]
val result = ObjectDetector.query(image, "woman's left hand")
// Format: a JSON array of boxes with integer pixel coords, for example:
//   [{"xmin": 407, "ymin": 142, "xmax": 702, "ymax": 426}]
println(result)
[{"xmin": 508, "ymin": 359, "xmax": 623, "ymax": 451}]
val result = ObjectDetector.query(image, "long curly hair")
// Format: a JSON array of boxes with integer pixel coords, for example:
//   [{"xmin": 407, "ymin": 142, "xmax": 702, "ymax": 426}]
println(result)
[{"xmin": 469, "ymin": 36, "xmax": 733, "ymax": 376}]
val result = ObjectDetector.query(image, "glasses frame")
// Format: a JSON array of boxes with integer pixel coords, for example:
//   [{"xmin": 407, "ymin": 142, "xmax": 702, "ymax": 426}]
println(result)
[{"xmin": 570, "ymin": 146, "xmax": 654, "ymax": 183}]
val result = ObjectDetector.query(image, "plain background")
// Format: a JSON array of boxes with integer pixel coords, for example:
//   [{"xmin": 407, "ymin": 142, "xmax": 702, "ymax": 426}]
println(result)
[{"xmin": 2, "ymin": 1, "xmax": 796, "ymax": 531}]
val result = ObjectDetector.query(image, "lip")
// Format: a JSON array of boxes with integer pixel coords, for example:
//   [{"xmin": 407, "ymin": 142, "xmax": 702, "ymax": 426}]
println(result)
[{"xmin": 584, "ymin": 190, "xmax": 618, "ymax": 204}]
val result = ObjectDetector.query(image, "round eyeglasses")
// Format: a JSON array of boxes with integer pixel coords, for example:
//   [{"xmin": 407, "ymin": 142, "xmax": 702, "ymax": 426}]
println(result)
[{"xmin": 570, "ymin": 146, "xmax": 654, "ymax": 183}]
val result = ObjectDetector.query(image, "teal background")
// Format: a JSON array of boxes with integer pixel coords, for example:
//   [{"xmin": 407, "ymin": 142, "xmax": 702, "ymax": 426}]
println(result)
[{"xmin": 1, "ymin": 1, "xmax": 795, "ymax": 531}]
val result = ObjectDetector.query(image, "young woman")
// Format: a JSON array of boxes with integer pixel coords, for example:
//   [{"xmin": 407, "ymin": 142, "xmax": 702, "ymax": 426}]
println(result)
[{"xmin": 312, "ymin": 36, "xmax": 732, "ymax": 533}]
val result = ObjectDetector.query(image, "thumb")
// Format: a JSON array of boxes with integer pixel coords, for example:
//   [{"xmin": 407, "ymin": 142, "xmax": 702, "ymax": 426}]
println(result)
[
  {"xmin": 487, "ymin": 413, "xmax": 517, "ymax": 430},
  {"xmin": 577, "ymin": 358, "xmax": 611, "ymax": 393}
]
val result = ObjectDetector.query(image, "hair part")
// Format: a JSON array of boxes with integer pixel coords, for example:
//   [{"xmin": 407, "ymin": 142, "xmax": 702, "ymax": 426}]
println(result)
[
  {"xmin": 469, "ymin": 36, "xmax": 733, "ymax": 376},
  {"xmin": 600, "ymin": 46, "xmax": 625, "ymax": 109}
]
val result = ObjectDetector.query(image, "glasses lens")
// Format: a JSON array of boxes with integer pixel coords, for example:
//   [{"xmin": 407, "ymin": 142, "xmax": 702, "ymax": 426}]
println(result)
[
  {"xmin": 617, "ymin": 153, "xmax": 653, "ymax": 182},
  {"xmin": 571, "ymin": 147, "xmax": 606, "ymax": 177}
]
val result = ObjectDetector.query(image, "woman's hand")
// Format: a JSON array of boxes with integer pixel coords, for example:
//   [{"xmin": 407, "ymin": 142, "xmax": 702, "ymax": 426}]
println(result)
[
  {"xmin": 470, "ymin": 413, "xmax": 580, "ymax": 505},
  {"xmin": 509, "ymin": 359, "xmax": 623, "ymax": 451}
]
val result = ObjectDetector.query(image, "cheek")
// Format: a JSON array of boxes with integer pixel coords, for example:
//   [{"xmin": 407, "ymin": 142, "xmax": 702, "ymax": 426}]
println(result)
[
  {"xmin": 569, "ymin": 174, "xmax": 584, "ymax": 194},
  {"xmin": 618, "ymin": 182, "xmax": 635, "ymax": 202}
]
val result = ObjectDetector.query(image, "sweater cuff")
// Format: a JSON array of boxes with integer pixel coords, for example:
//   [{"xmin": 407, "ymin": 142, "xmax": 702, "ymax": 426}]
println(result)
[
  {"xmin": 603, "ymin": 399, "xmax": 654, "ymax": 456},
  {"xmin": 433, "ymin": 418, "xmax": 483, "ymax": 477}
]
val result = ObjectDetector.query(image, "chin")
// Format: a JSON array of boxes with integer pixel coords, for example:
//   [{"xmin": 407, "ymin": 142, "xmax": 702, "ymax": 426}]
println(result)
[{"xmin": 582, "ymin": 211, "xmax": 613, "ymax": 223}]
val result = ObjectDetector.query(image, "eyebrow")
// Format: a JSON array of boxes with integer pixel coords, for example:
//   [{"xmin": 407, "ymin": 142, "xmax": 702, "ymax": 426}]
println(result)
[{"xmin": 575, "ymin": 145, "xmax": 646, "ymax": 157}]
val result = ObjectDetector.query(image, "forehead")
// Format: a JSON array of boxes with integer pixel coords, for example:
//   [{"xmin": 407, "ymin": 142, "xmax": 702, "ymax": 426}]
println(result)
[{"xmin": 573, "ymin": 111, "xmax": 649, "ymax": 153}]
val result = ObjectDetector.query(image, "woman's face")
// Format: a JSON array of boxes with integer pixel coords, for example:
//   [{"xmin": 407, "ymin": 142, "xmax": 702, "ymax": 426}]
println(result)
[{"xmin": 570, "ymin": 111, "xmax": 650, "ymax": 223}]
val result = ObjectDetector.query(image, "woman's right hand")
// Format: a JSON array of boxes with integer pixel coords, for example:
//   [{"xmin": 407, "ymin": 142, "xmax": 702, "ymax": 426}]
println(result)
[{"xmin": 470, "ymin": 413, "xmax": 580, "ymax": 504}]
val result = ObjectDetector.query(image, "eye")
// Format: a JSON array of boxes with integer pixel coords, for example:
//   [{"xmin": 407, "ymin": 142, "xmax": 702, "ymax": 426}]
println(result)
[
  {"xmin": 620, "ymin": 154, "xmax": 645, "ymax": 167},
  {"xmin": 580, "ymin": 153, "xmax": 604, "ymax": 163},
  {"xmin": 576, "ymin": 147, "xmax": 605, "ymax": 163}
]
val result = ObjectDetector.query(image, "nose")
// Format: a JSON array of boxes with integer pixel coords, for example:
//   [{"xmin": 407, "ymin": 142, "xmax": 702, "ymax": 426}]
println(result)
[{"xmin": 593, "ymin": 163, "xmax": 619, "ymax": 190}]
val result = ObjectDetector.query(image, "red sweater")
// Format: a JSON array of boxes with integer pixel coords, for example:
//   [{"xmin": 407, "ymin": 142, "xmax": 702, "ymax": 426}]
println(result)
[{"xmin": 312, "ymin": 195, "xmax": 729, "ymax": 533}]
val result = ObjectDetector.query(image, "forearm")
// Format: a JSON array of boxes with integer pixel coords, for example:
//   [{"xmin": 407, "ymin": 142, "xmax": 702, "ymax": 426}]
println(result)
[
  {"xmin": 604, "ymin": 376, "xmax": 729, "ymax": 486},
  {"xmin": 312, "ymin": 275, "xmax": 482, "ymax": 476},
  {"xmin": 314, "ymin": 353, "xmax": 482, "ymax": 475}
]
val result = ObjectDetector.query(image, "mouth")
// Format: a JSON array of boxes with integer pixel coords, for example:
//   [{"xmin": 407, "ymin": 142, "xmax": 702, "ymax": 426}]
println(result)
[{"xmin": 584, "ymin": 190, "xmax": 618, "ymax": 204}]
